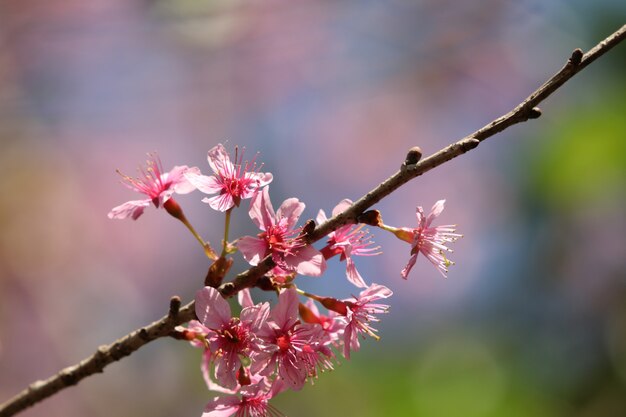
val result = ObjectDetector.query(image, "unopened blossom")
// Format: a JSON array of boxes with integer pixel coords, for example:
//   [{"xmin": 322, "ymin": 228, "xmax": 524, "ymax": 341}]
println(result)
[
  {"xmin": 202, "ymin": 377, "xmax": 286, "ymax": 417},
  {"xmin": 196, "ymin": 286, "xmax": 270, "ymax": 390},
  {"xmin": 342, "ymin": 283, "xmax": 392, "ymax": 359},
  {"xmin": 252, "ymin": 288, "xmax": 333, "ymax": 390},
  {"xmin": 237, "ymin": 187, "xmax": 326, "ymax": 277},
  {"xmin": 108, "ymin": 154, "xmax": 199, "ymax": 220},
  {"xmin": 390, "ymin": 200, "xmax": 461, "ymax": 278},
  {"xmin": 185, "ymin": 144, "xmax": 273, "ymax": 212},
  {"xmin": 317, "ymin": 199, "xmax": 381, "ymax": 288}
]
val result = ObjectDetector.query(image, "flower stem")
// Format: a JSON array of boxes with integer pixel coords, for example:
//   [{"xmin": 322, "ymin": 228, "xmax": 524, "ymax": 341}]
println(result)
[
  {"xmin": 221, "ymin": 208, "xmax": 233, "ymax": 258},
  {"xmin": 179, "ymin": 216, "xmax": 218, "ymax": 260}
]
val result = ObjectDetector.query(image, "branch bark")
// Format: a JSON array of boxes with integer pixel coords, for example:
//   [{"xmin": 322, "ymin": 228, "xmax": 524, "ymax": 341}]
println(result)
[{"xmin": 1, "ymin": 23, "xmax": 624, "ymax": 417}]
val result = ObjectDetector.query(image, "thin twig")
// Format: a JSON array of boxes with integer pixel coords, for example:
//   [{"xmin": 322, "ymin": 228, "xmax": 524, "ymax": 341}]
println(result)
[{"xmin": 1, "ymin": 23, "xmax": 624, "ymax": 417}]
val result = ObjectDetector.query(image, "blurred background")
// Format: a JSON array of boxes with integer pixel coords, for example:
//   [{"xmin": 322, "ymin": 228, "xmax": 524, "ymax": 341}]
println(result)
[{"xmin": 0, "ymin": 1, "xmax": 625, "ymax": 416}]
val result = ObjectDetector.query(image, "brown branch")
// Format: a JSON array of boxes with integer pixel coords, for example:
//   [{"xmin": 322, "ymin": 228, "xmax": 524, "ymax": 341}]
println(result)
[{"xmin": 1, "ymin": 23, "xmax": 624, "ymax": 417}]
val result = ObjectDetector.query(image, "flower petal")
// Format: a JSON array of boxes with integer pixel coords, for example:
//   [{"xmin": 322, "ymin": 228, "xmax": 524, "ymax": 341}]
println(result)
[
  {"xmin": 241, "ymin": 302, "xmax": 270, "ymax": 333},
  {"xmin": 271, "ymin": 287, "xmax": 300, "ymax": 330},
  {"xmin": 426, "ymin": 199, "xmax": 446, "ymax": 226},
  {"xmin": 331, "ymin": 199, "xmax": 353, "ymax": 217},
  {"xmin": 248, "ymin": 187, "xmax": 275, "ymax": 230},
  {"xmin": 207, "ymin": 144, "xmax": 235, "ymax": 176},
  {"xmin": 345, "ymin": 250, "xmax": 368, "ymax": 288},
  {"xmin": 108, "ymin": 199, "xmax": 151, "ymax": 220},
  {"xmin": 202, "ymin": 396, "xmax": 240, "ymax": 417},
  {"xmin": 169, "ymin": 165, "xmax": 201, "ymax": 194},
  {"xmin": 276, "ymin": 198, "xmax": 305, "ymax": 230},
  {"xmin": 284, "ymin": 245, "xmax": 326, "ymax": 277},
  {"xmin": 315, "ymin": 209, "xmax": 328, "ymax": 225},
  {"xmin": 185, "ymin": 172, "xmax": 224, "ymax": 195},
  {"xmin": 237, "ymin": 236, "xmax": 267, "ymax": 266},
  {"xmin": 195, "ymin": 286, "xmax": 232, "ymax": 329},
  {"xmin": 202, "ymin": 194, "xmax": 235, "ymax": 212}
]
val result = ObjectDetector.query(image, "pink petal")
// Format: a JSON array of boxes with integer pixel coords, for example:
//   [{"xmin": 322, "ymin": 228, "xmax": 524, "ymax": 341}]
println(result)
[
  {"xmin": 238, "ymin": 288, "xmax": 254, "ymax": 308},
  {"xmin": 202, "ymin": 194, "xmax": 235, "ymax": 212},
  {"xmin": 201, "ymin": 350, "xmax": 237, "ymax": 394},
  {"xmin": 108, "ymin": 199, "xmax": 151, "ymax": 220},
  {"xmin": 345, "ymin": 251, "xmax": 367, "ymax": 288},
  {"xmin": 331, "ymin": 199, "xmax": 353, "ymax": 217},
  {"xmin": 401, "ymin": 252, "xmax": 419, "ymax": 279},
  {"xmin": 279, "ymin": 358, "xmax": 307, "ymax": 391},
  {"xmin": 241, "ymin": 302, "xmax": 270, "ymax": 333},
  {"xmin": 237, "ymin": 236, "xmax": 268, "ymax": 266},
  {"xmin": 248, "ymin": 187, "xmax": 275, "ymax": 231},
  {"xmin": 315, "ymin": 209, "xmax": 328, "ymax": 225},
  {"xmin": 284, "ymin": 245, "xmax": 326, "ymax": 277},
  {"xmin": 169, "ymin": 165, "xmax": 201, "ymax": 194},
  {"xmin": 195, "ymin": 286, "xmax": 232, "ymax": 329},
  {"xmin": 343, "ymin": 323, "xmax": 356, "ymax": 359},
  {"xmin": 185, "ymin": 172, "xmax": 224, "ymax": 195},
  {"xmin": 207, "ymin": 144, "xmax": 235, "ymax": 176},
  {"xmin": 276, "ymin": 198, "xmax": 305, "ymax": 230},
  {"xmin": 202, "ymin": 397, "xmax": 240, "ymax": 417},
  {"xmin": 242, "ymin": 172, "xmax": 274, "ymax": 196},
  {"xmin": 271, "ymin": 288, "xmax": 300, "ymax": 330},
  {"xmin": 359, "ymin": 283, "xmax": 393, "ymax": 302},
  {"xmin": 214, "ymin": 354, "xmax": 238, "ymax": 390},
  {"xmin": 426, "ymin": 199, "xmax": 446, "ymax": 226}
]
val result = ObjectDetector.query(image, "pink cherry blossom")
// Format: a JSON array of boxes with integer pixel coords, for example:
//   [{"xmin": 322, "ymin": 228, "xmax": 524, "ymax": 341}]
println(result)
[
  {"xmin": 196, "ymin": 286, "xmax": 270, "ymax": 390},
  {"xmin": 237, "ymin": 187, "xmax": 326, "ymax": 277},
  {"xmin": 395, "ymin": 200, "xmax": 461, "ymax": 278},
  {"xmin": 202, "ymin": 377, "xmax": 286, "ymax": 417},
  {"xmin": 108, "ymin": 154, "xmax": 199, "ymax": 220},
  {"xmin": 252, "ymin": 288, "xmax": 333, "ymax": 390},
  {"xmin": 342, "ymin": 283, "xmax": 392, "ymax": 359},
  {"xmin": 317, "ymin": 199, "xmax": 381, "ymax": 288},
  {"xmin": 185, "ymin": 144, "xmax": 273, "ymax": 212}
]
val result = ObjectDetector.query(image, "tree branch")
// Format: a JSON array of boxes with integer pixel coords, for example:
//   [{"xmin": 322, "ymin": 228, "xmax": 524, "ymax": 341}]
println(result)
[{"xmin": 1, "ymin": 23, "xmax": 624, "ymax": 417}]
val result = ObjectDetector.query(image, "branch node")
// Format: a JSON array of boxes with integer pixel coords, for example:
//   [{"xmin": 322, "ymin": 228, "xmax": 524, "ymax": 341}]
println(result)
[
  {"xmin": 138, "ymin": 328, "xmax": 150, "ymax": 341},
  {"xmin": 168, "ymin": 296, "xmax": 182, "ymax": 317},
  {"xmin": 219, "ymin": 282, "xmax": 236, "ymax": 299},
  {"xmin": 357, "ymin": 210, "xmax": 382, "ymax": 227},
  {"xmin": 569, "ymin": 48, "xmax": 584, "ymax": 65},
  {"xmin": 300, "ymin": 219, "xmax": 316, "ymax": 237},
  {"xmin": 461, "ymin": 138, "xmax": 480, "ymax": 152},
  {"xmin": 59, "ymin": 370, "xmax": 77, "ymax": 387},
  {"xmin": 402, "ymin": 146, "xmax": 422, "ymax": 168},
  {"xmin": 528, "ymin": 107, "xmax": 542, "ymax": 119}
]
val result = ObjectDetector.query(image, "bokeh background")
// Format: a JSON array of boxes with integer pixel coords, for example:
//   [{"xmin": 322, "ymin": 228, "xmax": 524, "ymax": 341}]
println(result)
[{"xmin": 1, "ymin": 1, "xmax": 625, "ymax": 416}]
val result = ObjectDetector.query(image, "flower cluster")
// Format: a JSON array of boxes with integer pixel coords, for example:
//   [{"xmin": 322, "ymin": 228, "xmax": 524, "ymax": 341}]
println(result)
[
  {"xmin": 110, "ymin": 143, "xmax": 461, "ymax": 416},
  {"xmin": 186, "ymin": 284, "xmax": 392, "ymax": 416}
]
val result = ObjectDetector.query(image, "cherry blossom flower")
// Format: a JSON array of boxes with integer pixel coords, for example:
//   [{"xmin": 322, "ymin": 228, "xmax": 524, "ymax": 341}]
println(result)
[
  {"xmin": 237, "ymin": 187, "xmax": 326, "ymax": 276},
  {"xmin": 202, "ymin": 377, "xmax": 286, "ymax": 417},
  {"xmin": 196, "ymin": 286, "xmax": 270, "ymax": 390},
  {"xmin": 252, "ymin": 288, "xmax": 333, "ymax": 390},
  {"xmin": 317, "ymin": 199, "xmax": 381, "ymax": 287},
  {"xmin": 108, "ymin": 154, "xmax": 199, "ymax": 220},
  {"xmin": 391, "ymin": 200, "xmax": 461, "ymax": 278},
  {"xmin": 342, "ymin": 283, "xmax": 392, "ymax": 359},
  {"xmin": 185, "ymin": 144, "xmax": 273, "ymax": 212}
]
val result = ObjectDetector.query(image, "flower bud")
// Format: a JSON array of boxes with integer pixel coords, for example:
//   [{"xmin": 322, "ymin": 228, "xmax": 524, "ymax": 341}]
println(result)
[
  {"xmin": 320, "ymin": 297, "xmax": 348, "ymax": 316},
  {"xmin": 299, "ymin": 302, "xmax": 321, "ymax": 324},
  {"xmin": 163, "ymin": 198, "xmax": 185, "ymax": 221}
]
